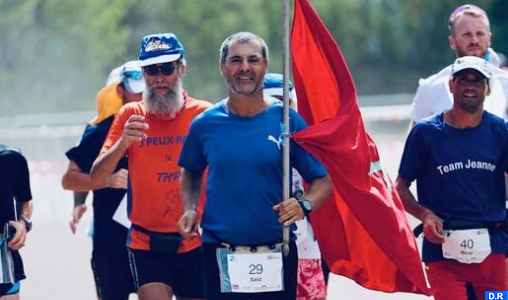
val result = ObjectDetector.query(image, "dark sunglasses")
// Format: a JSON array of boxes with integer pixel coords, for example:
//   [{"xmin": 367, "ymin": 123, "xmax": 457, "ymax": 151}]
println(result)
[{"xmin": 143, "ymin": 62, "xmax": 180, "ymax": 76}]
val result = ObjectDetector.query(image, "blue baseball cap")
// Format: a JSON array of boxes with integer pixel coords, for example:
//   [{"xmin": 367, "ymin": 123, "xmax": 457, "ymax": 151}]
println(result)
[
  {"xmin": 138, "ymin": 33, "xmax": 185, "ymax": 67},
  {"xmin": 263, "ymin": 73, "xmax": 293, "ymax": 98}
]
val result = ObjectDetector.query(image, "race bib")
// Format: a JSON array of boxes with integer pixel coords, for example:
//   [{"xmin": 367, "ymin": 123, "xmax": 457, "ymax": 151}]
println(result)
[
  {"xmin": 217, "ymin": 245, "xmax": 283, "ymax": 293},
  {"xmin": 442, "ymin": 228, "xmax": 491, "ymax": 264}
]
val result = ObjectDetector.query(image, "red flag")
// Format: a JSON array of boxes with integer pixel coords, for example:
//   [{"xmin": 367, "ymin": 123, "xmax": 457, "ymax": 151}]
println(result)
[{"xmin": 290, "ymin": 0, "xmax": 431, "ymax": 295}]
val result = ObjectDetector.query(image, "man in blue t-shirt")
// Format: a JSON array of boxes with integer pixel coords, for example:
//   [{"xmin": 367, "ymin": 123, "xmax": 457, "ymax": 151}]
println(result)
[
  {"xmin": 396, "ymin": 56, "xmax": 508, "ymax": 300},
  {"xmin": 177, "ymin": 32, "xmax": 332, "ymax": 300}
]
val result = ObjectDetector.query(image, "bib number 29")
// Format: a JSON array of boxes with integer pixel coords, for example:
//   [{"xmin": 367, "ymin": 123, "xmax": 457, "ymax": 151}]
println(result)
[{"xmin": 249, "ymin": 264, "xmax": 263, "ymax": 275}]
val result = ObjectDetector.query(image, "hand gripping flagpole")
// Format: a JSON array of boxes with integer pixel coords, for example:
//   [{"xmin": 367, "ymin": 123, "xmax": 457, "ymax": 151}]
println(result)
[{"xmin": 282, "ymin": 0, "xmax": 291, "ymax": 256}]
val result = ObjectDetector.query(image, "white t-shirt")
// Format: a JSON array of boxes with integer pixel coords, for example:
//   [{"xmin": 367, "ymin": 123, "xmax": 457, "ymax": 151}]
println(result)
[
  {"xmin": 295, "ymin": 218, "xmax": 322, "ymax": 259},
  {"xmin": 409, "ymin": 64, "xmax": 508, "ymax": 121},
  {"xmin": 292, "ymin": 169, "xmax": 322, "ymax": 260}
]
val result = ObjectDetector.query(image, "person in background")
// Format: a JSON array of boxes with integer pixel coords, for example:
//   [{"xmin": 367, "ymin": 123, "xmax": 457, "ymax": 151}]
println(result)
[
  {"xmin": 177, "ymin": 31, "xmax": 332, "ymax": 300},
  {"xmin": 396, "ymin": 56, "xmax": 508, "ymax": 299},
  {"xmin": 0, "ymin": 145, "xmax": 33, "ymax": 300},
  {"xmin": 498, "ymin": 51, "xmax": 508, "ymax": 290},
  {"xmin": 409, "ymin": 5, "xmax": 508, "ymax": 290},
  {"xmin": 409, "ymin": 4, "xmax": 508, "ymax": 127},
  {"xmin": 499, "ymin": 52, "xmax": 507, "ymax": 71},
  {"xmin": 91, "ymin": 32, "xmax": 211, "ymax": 300},
  {"xmin": 263, "ymin": 73, "xmax": 327, "ymax": 300},
  {"xmin": 61, "ymin": 61, "xmax": 144, "ymax": 300}
]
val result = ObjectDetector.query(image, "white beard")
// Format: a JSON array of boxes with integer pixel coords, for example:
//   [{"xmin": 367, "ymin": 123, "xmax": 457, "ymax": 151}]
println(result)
[{"xmin": 145, "ymin": 78, "xmax": 184, "ymax": 116}]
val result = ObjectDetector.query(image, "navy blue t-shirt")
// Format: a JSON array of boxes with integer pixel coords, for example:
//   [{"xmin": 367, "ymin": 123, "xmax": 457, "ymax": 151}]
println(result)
[
  {"xmin": 399, "ymin": 111, "xmax": 508, "ymax": 262},
  {"xmin": 65, "ymin": 116, "xmax": 128, "ymax": 249},
  {"xmin": 0, "ymin": 144, "xmax": 32, "ymax": 281},
  {"xmin": 0, "ymin": 145, "xmax": 32, "ymax": 224}
]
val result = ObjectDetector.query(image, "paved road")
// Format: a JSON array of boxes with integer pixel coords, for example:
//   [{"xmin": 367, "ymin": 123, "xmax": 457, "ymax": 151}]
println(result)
[
  {"xmin": 16, "ymin": 121, "xmax": 435, "ymax": 300},
  {"xmin": 21, "ymin": 221, "xmax": 432, "ymax": 300}
]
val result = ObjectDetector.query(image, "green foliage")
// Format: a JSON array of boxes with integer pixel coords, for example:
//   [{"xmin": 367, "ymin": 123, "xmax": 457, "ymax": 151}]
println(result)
[{"xmin": 0, "ymin": 0, "xmax": 506, "ymax": 115}]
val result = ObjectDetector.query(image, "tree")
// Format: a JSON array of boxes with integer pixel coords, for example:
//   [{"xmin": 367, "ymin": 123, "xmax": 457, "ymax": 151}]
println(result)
[{"xmin": 1, "ymin": 0, "xmax": 506, "ymax": 115}]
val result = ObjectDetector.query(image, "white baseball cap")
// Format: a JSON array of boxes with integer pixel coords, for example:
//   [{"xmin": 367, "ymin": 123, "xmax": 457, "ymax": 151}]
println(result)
[
  {"xmin": 451, "ymin": 56, "xmax": 492, "ymax": 79},
  {"xmin": 119, "ymin": 61, "xmax": 145, "ymax": 94}
]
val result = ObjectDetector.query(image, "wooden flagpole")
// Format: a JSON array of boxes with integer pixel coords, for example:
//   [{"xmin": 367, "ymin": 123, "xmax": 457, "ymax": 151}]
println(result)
[{"xmin": 282, "ymin": 0, "xmax": 291, "ymax": 256}]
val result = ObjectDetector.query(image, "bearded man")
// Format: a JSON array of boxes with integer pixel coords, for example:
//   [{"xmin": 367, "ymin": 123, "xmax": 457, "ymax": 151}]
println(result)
[{"xmin": 91, "ymin": 33, "xmax": 211, "ymax": 300}]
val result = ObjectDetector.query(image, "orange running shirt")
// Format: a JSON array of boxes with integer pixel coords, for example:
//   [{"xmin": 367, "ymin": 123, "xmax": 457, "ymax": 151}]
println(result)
[{"xmin": 101, "ymin": 96, "xmax": 211, "ymax": 253}]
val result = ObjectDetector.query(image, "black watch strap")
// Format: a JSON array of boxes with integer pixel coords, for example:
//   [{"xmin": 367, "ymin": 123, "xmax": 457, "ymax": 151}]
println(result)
[
  {"xmin": 20, "ymin": 216, "xmax": 32, "ymax": 233},
  {"xmin": 298, "ymin": 198, "xmax": 313, "ymax": 217}
]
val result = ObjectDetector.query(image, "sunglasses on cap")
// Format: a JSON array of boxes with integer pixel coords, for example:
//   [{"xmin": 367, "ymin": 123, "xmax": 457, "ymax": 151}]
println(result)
[
  {"xmin": 143, "ymin": 62, "xmax": 180, "ymax": 76},
  {"xmin": 448, "ymin": 4, "xmax": 486, "ymax": 30},
  {"xmin": 123, "ymin": 70, "xmax": 142, "ymax": 80}
]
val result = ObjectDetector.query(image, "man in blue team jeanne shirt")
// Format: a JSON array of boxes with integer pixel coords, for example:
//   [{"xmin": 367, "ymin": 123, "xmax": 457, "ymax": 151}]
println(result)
[{"xmin": 396, "ymin": 56, "xmax": 508, "ymax": 300}]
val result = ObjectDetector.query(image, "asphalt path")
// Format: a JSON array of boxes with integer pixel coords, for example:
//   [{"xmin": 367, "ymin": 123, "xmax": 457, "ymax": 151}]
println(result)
[{"xmin": 17, "ymin": 120, "xmax": 435, "ymax": 300}]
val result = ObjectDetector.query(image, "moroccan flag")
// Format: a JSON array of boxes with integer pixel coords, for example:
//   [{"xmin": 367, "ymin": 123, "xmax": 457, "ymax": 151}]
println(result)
[{"xmin": 290, "ymin": 0, "xmax": 431, "ymax": 295}]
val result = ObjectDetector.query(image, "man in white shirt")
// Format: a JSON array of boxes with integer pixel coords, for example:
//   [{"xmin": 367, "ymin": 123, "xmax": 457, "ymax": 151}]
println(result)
[
  {"xmin": 408, "ymin": 4, "xmax": 508, "ymax": 290},
  {"xmin": 409, "ymin": 4, "xmax": 508, "ymax": 126}
]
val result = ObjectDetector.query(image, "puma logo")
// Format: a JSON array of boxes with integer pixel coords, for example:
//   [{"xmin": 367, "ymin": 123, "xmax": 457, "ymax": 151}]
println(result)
[{"xmin": 268, "ymin": 135, "xmax": 282, "ymax": 150}]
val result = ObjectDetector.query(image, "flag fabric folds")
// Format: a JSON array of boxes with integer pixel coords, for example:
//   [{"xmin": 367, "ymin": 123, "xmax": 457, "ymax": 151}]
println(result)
[{"xmin": 290, "ymin": 0, "xmax": 431, "ymax": 295}]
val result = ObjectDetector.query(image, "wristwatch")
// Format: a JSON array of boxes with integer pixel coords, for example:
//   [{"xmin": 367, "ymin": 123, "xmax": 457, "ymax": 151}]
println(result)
[
  {"xmin": 298, "ymin": 198, "xmax": 313, "ymax": 217},
  {"xmin": 20, "ymin": 216, "xmax": 32, "ymax": 233}
]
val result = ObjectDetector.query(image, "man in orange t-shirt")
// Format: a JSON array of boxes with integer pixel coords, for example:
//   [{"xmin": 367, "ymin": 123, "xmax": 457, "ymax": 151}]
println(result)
[{"xmin": 91, "ymin": 32, "xmax": 211, "ymax": 300}]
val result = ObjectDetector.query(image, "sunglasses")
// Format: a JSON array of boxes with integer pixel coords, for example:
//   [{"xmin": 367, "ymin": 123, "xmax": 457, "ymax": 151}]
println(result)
[
  {"xmin": 448, "ymin": 4, "xmax": 486, "ymax": 30},
  {"xmin": 143, "ymin": 63, "xmax": 180, "ymax": 76},
  {"xmin": 123, "ymin": 70, "xmax": 142, "ymax": 80}
]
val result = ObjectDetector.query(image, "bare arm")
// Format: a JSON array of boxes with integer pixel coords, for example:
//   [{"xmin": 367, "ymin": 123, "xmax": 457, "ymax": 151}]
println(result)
[
  {"xmin": 9, "ymin": 200, "xmax": 33, "ymax": 250},
  {"xmin": 177, "ymin": 168, "xmax": 204, "ymax": 239},
  {"xmin": 18, "ymin": 199, "xmax": 33, "ymax": 220},
  {"xmin": 304, "ymin": 174, "xmax": 333, "ymax": 210},
  {"xmin": 274, "ymin": 174, "xmax": 333, "ymax": 227},
  {"xmin": 395, "ymin": 175, "xmax": 444, "ymax": 243},
  {"xmin": 91, "ymin": 114, "xmax": 147, "ymax": 186},
  {"xmin": 69, "ymin": 191, "xmax": 88, "ymax": 234},
  {"xmin": 395, "ymin": 175, "xmax": 429, "ymax": 220},
  {"xmin": 62, "ymin": 160, "xmax": 94, "ymax": 191},
  {"xmin": 90, "ymin": 143, "xmax": 128, "ymax": 188},
  {"xmin": 63, "ymin": 160, "xmax": 128, "ymax": 191},
  {"xmin": 73, "ymin": 191, "xmax": 89, "ymax": 207}
]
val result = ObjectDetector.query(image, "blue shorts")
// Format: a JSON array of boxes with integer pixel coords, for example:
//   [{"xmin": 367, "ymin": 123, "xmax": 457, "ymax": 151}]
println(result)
[
  {"xmin": 128, "ymin": 247, "xmax": 205, "ymax": 299},
  {"xmin": 201, "ymin": 241, "xmax": 298, "ymax": 300},
  {"xmin": 0, "ymin": 282, "xmax": 20, "ymax": 297},
  {"xmin": 0, "ymin": 250, "xmax": 25, "ymax": 297}
]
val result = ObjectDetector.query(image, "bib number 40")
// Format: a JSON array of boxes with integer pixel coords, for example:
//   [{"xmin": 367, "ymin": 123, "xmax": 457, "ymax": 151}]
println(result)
[
  {"xmin": 460, "ymin": 239, "xmax": 474, "ymax": 249},
  {"xmin": 442, "ymin": 229, "xmax": 491, "ymax": 264}
]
